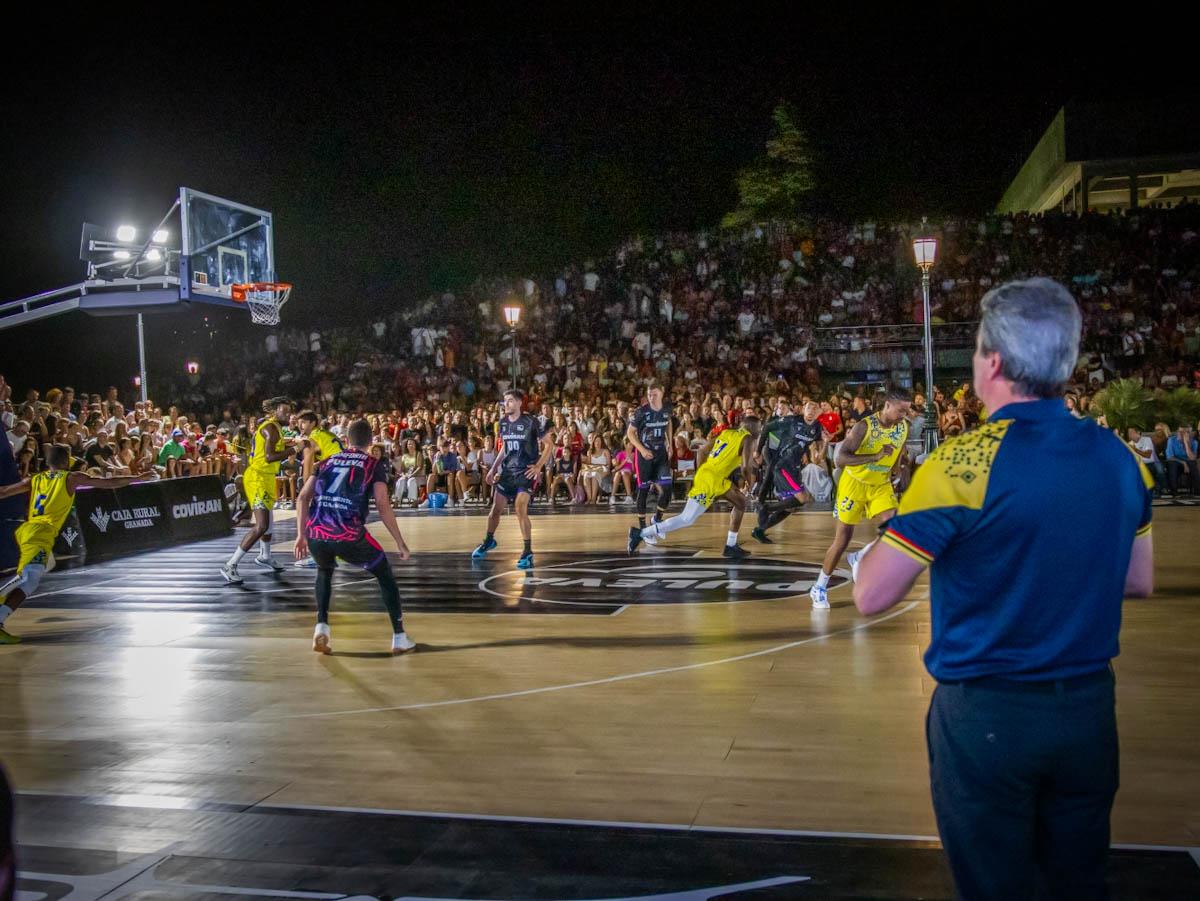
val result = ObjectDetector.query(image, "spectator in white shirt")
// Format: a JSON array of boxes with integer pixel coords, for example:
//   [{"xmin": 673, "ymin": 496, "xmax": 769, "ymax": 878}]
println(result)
[{"xmin": 1127, "ymin": 427, "xmax": 1163, "ymax": 496}]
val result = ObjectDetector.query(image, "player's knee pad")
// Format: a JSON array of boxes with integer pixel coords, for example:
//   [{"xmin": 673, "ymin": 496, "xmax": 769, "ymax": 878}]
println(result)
[
  {"xmin": 679, "ymin": 499, "xmax": 706, "ymax": 527},
  {"xmin": 13, "ymin": 563, "xmax": 46, "ymax": 597}
]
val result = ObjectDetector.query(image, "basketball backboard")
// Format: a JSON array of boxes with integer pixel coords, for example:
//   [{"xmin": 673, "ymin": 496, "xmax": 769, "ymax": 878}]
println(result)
[{"xmin": 178, "ymin": 187, "xmax": 276, "ymax": 309}]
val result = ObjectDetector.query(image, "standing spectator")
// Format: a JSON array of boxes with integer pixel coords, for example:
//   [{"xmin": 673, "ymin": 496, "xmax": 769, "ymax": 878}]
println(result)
[{"xmin": 853, "ymin": 279, "xmax": 1154, "ymax": 900}]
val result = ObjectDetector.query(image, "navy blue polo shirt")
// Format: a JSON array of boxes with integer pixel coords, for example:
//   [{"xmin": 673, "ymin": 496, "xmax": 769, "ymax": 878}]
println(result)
[{"xmin": 882, "ymin": 398, "xmax": 1153, "ymax": 682}]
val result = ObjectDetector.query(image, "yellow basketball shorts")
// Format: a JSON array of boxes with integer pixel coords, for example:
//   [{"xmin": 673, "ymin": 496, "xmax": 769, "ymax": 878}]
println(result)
[
  {"xmin": 834, "ymin": 474, "xmax": 898, "ymax": 525},
  {"xmin": 16, "ymin": 519, "xmax": 58, "ymax": 571},
  {"xmin": 243, "ymin": 470, "xmax": 278, "ymax": 511},
  {"xmin": 687, "ymin": 469, "xmax": 732, "ymax": 511}
]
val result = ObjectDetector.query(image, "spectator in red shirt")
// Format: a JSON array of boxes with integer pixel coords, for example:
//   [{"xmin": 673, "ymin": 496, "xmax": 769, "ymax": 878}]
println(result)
[{"xmin": 818, "ymin": 401, "xmax": 844, "ymax": 442}]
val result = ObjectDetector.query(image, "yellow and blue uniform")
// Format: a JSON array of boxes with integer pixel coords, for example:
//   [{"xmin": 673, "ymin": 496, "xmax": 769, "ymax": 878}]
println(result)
[
  {"xmin": 309, "ymin": 428, "xmax": 343, "ymax": 464},
  {"xmin": 835, "ymin": 413, "xmax": 909, "ymax": 524},
  {"xmin": 881, "ymin": 399, "xmax": 1153, "ymax": 681},
  {"xmin": 16, "ymin": 469, "xmax": 73, "ymax": 570},
  {"xmin": 688, "ymin": 427, "xmax": 749, "ymax": 509},
  {"xmin": 244, "ymin": 419, "xmax": 286, "ymax": 510}
]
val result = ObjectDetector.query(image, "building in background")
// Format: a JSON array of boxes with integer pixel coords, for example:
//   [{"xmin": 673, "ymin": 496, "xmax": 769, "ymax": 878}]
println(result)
[{"xmin": 999, "ymin": 104, "xmax": 1200, "ymax": 214}]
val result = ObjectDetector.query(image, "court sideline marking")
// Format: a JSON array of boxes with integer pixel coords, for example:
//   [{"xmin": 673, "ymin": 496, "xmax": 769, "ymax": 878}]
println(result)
[{"xmin": 284, "ymin": 600, "xmax": 920, "ymax": 719}]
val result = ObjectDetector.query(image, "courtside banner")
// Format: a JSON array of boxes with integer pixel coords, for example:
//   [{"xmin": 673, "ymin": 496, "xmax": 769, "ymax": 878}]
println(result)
[{"xmin": 73, "ymin": 476, "xmax": 231, "ymax": 560}]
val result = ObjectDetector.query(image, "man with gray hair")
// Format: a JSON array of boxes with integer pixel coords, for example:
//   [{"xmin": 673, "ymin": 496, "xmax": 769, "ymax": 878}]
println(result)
[{"xmin": 851, "ymin": 278, "xmax": 1154, "ymax": 899}]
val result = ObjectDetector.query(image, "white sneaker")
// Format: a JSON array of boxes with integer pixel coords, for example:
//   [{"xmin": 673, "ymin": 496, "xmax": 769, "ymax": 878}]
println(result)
[
  {"xmin": 608, "ymin": 495, "xmax": 616, "ymax": 506},
  {"xmin": 642, "ymin": 530, "xmax": 660, "ymax": 547},
  {"xmin": 846, "ymin": 550, "xmax": 861, "ymax": 582},
  {"xmin": 256, "ymin": 555, "xmax": 284, "ymax": 572},
  {"xmin": 312, "ymin": 624, "xmax": 331, "ymax": 655},
  {"xmin": 809, "ymin": 584, "xmax": 830, "ymax": 609},
  {"xmin": 417, "ymin": 500, "xmax": 429, "ymax": 509},
  {"xmin": 391, "ymin": 632, "xmax": 417, "ymax": 656},
  {"xmin": 220, "ymin": 563, "xmax": 243, "ymax": 584},
  {"xmin": 294, "ymin": 555, "xmax": 318, "ymax": 568}
]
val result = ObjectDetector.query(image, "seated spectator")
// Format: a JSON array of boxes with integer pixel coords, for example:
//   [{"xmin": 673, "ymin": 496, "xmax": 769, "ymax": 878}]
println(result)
[
  {"xmin": 548, "ymin": 435, "xmax": 579, "ymax": 505},
  {"xmin": 393, "ymin": 438, "xmax": 426, "ymax": 507},
  {"xmin": 1128, "ymin": 426, "xmax": 1165, "ymax": 496},
  {"xmin": 579, "ymin": 434, "xmax": 611, "ymax": 506},
  {"xmin": 1165, "ymin": 425, "xmax": 1199, "ymax": 495}
]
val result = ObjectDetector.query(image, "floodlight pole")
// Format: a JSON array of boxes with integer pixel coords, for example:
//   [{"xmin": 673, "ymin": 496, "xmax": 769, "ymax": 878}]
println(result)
[{"xmin": 136, "ymin": 314, "xmax": 148, "ymax": 404}]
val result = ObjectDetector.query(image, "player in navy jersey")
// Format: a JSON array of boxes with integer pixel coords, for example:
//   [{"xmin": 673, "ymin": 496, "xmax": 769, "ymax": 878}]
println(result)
[
  {"xmin": 626, "ymin": 383, "xmax": 674, "ymax": 534},
  {"xmin": 752, "ymin": 401, "xmax": 823, "ymax": 544},
  {"xmin": 294, "ymin": 418, "xmax": 415, "ymax": 656},
  {"xmin": 472, "ymin": 389, "xmax": 556, "ymax": 569}
]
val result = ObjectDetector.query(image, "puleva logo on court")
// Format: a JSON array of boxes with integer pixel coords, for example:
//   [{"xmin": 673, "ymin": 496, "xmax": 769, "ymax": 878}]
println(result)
[{"xmin": 479, "ymin": 554, "xmax": 848, "ymax": 606}]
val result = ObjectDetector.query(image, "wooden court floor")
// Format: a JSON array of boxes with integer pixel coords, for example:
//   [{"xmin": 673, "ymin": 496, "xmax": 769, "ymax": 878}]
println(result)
[{"xmin": 2, "ymin": 504, "xmax": 1198, "ymax": 851}]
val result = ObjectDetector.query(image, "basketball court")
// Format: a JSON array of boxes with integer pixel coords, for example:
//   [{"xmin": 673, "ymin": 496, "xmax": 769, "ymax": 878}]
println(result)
[
  {"xmin": 4, "ymin": 504, "xmax": 1199, "ymax": 899},
  {"xmin": 3, "ymin": 188, "xmax": 1199, "ymax": 898}
]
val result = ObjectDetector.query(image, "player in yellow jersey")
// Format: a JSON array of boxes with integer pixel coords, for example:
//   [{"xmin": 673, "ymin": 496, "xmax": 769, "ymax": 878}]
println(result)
[
  {"xmin": 293, "ymin": 410, "xmax": 345, "ymax": 568},
  {"xmin": 628, "ymin": 416, "xmax": 761, "ymax": 559},
  {"xmin": 221, "ymin": 397, "xmax": 296, "ymax": 583},
  {"xmin": 810, "ymin": 386, "xmax": 912, "ymax": 609},
  {"xmin": 0, "ymin": 444, "xmax": 154, "ymax": 644}
]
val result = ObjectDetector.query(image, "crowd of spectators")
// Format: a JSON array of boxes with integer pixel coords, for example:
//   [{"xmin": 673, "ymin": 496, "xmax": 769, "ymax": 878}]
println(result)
[{"xmin": 5, "ymin": 205, "xmax": 1200, "ymax": 509}]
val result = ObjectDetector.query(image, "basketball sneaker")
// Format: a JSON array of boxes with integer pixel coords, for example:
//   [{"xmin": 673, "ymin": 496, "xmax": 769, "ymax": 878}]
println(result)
[
  {"xmin": 627, "ymin": 525, "xmax": 644, "ymax": 555},
  {"xmin": 391, "ymin": 632, "xmax": 417, "ymax": 655},
  {"xmin": 0, "ymin": 627, "xmax": 20, "ymax": 645},
  {"xmin": 294, "ymin": 555, "xmax": 318, "ymax": 568},
  {"xmin": 516, "ymin": 552, "xmax": 535, "ymax": 570},
  {"xmin": 472, "ymin": 537, "xmax": 498, "ymax": 559},
  {"xmin": 255, "ymin": 554, "xmax": 284, "ymax": 572},
  {"xmin": 750, "ymin": 527, "xmax": 773, "ymax": 544},
  {"xmin": 642, "ymin": 530, "xmax": 660, "ymax": 547},
  {"xmin": 809, "ymin": 584, "xmax": 830, "ymax": 609},
  {"xmin": 220, "ymin": 563, "xmax": 244, "ymax": 585},
  {"xmin": 312, "ymin": 624, "xmax": 331, "ymax": 655},
  {"xmin": 722, "ymin": 544, "xmax": 750, "ymax": 560}
]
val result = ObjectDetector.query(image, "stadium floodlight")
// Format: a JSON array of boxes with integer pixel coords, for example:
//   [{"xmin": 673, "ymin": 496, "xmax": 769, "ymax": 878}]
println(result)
[
  {"xmin": 503, "ymin": 303, "xmax": 523, "ymax": 328},
  {"xmin": 145, "ymin": 249, "xmax": 162, "ymax": 262},
  {"xmin": 116, "ymin": 225, "xmax": 137, "ymax": 242},
  {"xmin": 152, "ymin": 229, "xmax": 169, "ymax": 243},
  {"xmin": 912, "ymin": 236, "xmax": 938, "ymax": 271},
  {"xmin": 912, "ymin": 235, "xmax": 939, "ymax": 454},
  {"xmin": 113, "ymin": 250, "xmax": 132, "ymax": 260}
]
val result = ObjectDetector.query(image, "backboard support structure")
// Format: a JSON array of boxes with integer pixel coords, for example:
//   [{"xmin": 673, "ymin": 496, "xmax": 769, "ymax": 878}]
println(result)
[{"xmin": 0, "ymin": 186, "xmax": 287, "ymax": 402}]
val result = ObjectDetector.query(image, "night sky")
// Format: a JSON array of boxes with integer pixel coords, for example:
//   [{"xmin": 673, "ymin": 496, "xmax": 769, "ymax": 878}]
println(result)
[{"xmin": 0, "ymin": 9, "xmax": 1192, "ymax": 394}]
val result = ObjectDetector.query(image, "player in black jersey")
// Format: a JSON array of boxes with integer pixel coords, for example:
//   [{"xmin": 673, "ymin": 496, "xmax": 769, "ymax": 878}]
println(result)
[
  {"xmin": 472, "ymin": 389, "xmax": 556, "ymax": 569},
  {"xmin": 752, "ymin": 401, "xmax": 823, "ymax": 543},
  {"xmin": 756, "ymin": 398, "xmax": 794, "ymax": 505},
  {"xmin": 293, "ymin": 419, "xmax": 415, "ymax": 656},
  {"xmin": 626, "ymin": 383, "xmax": 674, "ymax": 535}
]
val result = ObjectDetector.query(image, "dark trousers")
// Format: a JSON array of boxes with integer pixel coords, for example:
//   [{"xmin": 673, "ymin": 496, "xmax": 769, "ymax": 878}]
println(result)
[
  {"xmin": 1165, "ymin": 459, "xmax": 1199, "ymax": 494},
  {"xmin": 927, "ymin": 672, "xmax": 1118, "ymax": 901}
]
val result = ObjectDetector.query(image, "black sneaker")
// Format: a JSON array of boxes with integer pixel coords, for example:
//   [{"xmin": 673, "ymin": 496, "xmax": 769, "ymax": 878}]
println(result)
[
  {"xmin": 750, "ymin": 527, "xmax": 773, "ymax": 544},
  {"xmin": 627, "ymin": 525, "xmax": 644, "ymax": 555},
  {"xmin": 722, "ymin": 544, "xmax": 750, "ymax": 560}
]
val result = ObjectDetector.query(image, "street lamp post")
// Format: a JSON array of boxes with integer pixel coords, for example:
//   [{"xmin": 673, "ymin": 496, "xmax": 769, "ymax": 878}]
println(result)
[
  {"xmin": 502, "ymin": 302, "xmax": 523, "ymax": 388},
  {"xmin": 912, "ymin": 235, "xmax": 939, "ymax": 454}
]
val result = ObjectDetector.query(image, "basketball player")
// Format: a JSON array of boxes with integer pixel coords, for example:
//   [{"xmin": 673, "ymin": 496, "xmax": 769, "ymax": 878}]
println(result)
[
  {"xmin": 810, "ymin": 387, "xmax": 912, "ymax": 609},
  {"xmin": 0, "ymin": 445, "xmax": 153, "ymax": 644},
  {"xmin": 294, "ymin": 418, "xmax": 414, "ymax": 655},
  {"xmin": 755, "ymin": 398, "xmax": 793, "ymax": 505},
  {"xmin": 472, "ymin": 389, "xmax": 555, "ymax": 569},
  {"xmin": 293, "ymin": 410, "xmax": 344, "ymax": 568},
  {"xmin": 752, "ymin": 400, "xmax": 823, "ymax": 543},
  {"xmin": 626, "ymin": 384, "xmax": 674, "ymax": 531},
  {"xmin": 221, "ymin": 397, "xmax": 296, "ymax": 583},
  {"xmin": 628, "ymin": 416, "xmax": 761, "ymax": 559}
]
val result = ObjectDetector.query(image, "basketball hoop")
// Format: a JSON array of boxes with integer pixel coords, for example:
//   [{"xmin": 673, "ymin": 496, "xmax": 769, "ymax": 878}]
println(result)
[{"xmin": 231, "ymin": 282, "xmax": 292, "ymax": 326}]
